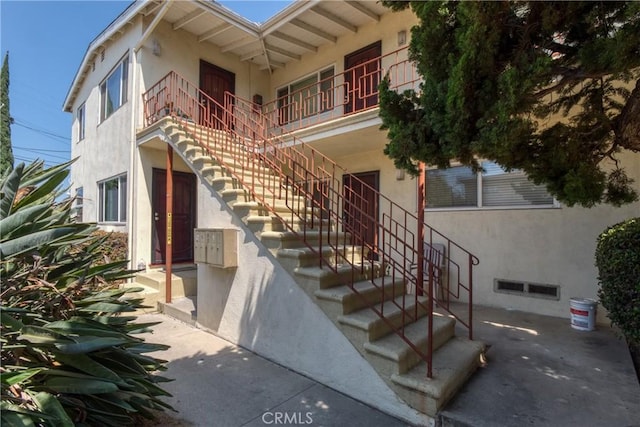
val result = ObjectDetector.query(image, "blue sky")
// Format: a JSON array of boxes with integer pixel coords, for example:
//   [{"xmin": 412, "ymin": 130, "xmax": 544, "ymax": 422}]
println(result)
[{"xmin": 0, "ymin": 1, "xmax": 293, "ymax": 168}]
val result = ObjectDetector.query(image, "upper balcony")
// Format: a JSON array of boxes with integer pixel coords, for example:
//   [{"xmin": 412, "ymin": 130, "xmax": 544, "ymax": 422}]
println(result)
[
  {"xmin": 263, "ymin": 45, "xmax": 419, "ymax": 138},
  {"xmin": 141, "ymin": 45, "xmax": 420, "ymax": 156}
]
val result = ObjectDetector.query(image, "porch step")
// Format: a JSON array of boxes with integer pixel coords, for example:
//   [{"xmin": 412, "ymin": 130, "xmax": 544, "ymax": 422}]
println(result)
[
  {"xmin": 390, "ymin": 337, "xmax": 485, "ymax": 416},
  {"xmin": 120, "ymin": 282, "xmax": 160, "ymax": 314},
  {"xmin": 158, "ymin": 296, "xmax": 197, "ymax": 326},
  {"xmin": 134, "ymin": 268, "xmax": 197, "ymax": 299}
]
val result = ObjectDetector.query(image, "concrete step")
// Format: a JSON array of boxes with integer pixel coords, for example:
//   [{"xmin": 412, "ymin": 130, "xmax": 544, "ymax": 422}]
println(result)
[
  {"xmin": 364, "ymin": 314, "xmax": 456, "ymax": 376},
  {"xmin": 245, "ymin": 215, "xmax": 333, "ymax": 234},
  {"xmin": 277, "ymin": 245, "xmax": 365, "ymax": 270},
  {"xmin": 314, "ymin": 276, "xmax": 406, "ymax": 316},
  {"xmin": 294, "ymin": 262, "xmax": 386, "ymax": 291},
  {"xmin": 158, "ymin": 296, "xmax": 197, "ymax": 326},
  {"xmin": 134, "ymin": 268, "xmax": 197, "ymax": 299},
  {"xmin": 261, "ymin": 230, "xmax": 348, "ymax": 250},
  {"xmin": 338, "ymin": 295, "xmax": 428, "ymax": 343},
  {"xmin": 120, "ymin": 282, "xmax": 160, "ymax": 314},
  {"xmin": 390, "ymin": 337, "xmax": 485, "ymax": 417},
  {"xmin": 231, "ymin": 201, "xmax": 321, "ymax": 220}
]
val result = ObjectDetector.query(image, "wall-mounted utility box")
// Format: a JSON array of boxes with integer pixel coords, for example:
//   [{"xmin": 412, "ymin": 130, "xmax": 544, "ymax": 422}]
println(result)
[{"xmin": 194, "ymin": 228, "xmax": 238, "ymax": 268}]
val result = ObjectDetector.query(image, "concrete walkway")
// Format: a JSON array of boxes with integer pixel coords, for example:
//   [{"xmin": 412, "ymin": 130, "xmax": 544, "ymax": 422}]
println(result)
[
  {"xmin": 138, "ymin": 314, "xmax": 408, "ymax": 427},
  {"xmin": 138, "ymin": 306, "xmax": 640, "ymax": 427}
]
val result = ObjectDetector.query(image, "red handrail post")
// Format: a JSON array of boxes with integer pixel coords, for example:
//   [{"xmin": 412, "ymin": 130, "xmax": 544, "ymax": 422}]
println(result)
[{"xmin": 165, "ymin": 145, "xmax": 174, "ymax": 304}]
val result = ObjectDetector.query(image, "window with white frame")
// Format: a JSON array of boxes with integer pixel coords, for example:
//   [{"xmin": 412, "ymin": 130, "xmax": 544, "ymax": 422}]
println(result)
[
  {"xmin": 277, "ymin": 67, "xmax": 334, "ymax": 124},
  {"xmin": 98, "ymin": 174, "xmax": 127, "ymax": 223},
  {"xmin": 99, "ymin": 55, "xmax": 128, "ymax": 122},
  {"xmin": 77, "ymin": 103, "xmax": 85, "ymax": 141},
  {"xmin": 74, "ymin": 186, "xmax": 83, "ymax": 222},
  {"xmin": 426, "ymin": 161, "xmax": 554, "ymax": 209}
]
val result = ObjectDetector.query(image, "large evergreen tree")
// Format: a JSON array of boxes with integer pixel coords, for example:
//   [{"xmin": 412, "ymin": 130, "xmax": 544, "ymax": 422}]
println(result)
[
  {"xmin": 380, "ymin": 1, "xmax": 640, "ymax": 207},
  {"xmin": 1, "ymin": 52, "xmax": 14, "ymax": 173}
]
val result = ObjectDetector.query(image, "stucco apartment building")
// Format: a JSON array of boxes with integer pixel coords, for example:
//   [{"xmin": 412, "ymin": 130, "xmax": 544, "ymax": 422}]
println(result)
[{"xmin": 64, "ymin": 0, "xmax": 639, "ymax": 423}]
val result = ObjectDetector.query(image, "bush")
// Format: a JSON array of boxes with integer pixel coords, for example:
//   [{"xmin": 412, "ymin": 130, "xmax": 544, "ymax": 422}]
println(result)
[
  {"xmin": 91, "ymin": 231, "xmax": 129, "ymax": 264},
  {"xmin": 1, "ymin": 161, "xmax": 174, "ymax": 426},
  {"xmin": 595, "ymin": 217, "xmax": 640, "ymax": 345}
]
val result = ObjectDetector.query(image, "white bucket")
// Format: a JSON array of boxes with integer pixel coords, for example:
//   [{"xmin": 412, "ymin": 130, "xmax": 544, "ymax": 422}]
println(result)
[{"xmin": 570, "ymin": 298, "xmax": 597, "ymax": 331}]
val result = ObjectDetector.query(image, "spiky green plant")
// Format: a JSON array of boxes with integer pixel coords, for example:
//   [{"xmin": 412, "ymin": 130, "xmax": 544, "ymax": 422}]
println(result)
[{"xmin": 1, "ymin": 160, "xmax": 174, "ymax": 426}]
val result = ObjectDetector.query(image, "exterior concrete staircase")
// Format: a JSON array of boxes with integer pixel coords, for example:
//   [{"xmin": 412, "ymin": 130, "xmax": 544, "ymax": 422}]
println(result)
[{"xmin": 141, "ymin": 117, "xmax": 485, "ymax": 417}]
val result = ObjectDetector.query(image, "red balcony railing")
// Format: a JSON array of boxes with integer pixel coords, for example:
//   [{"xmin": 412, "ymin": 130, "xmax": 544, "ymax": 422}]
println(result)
[
  {"xmin": 262, "ymin": 46, "xmax": 420, "ymax": 135},
  {"xmin": 142, "ymin": 71, "xmax": 478, "ymax": 378}
]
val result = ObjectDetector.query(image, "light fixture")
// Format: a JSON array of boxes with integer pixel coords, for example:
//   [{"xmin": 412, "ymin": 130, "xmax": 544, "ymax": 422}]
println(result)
[
  {"xmin": 152, "ymin": 38, "xmax": 162, "ymax": 56},
  {"xmin": 397, "ymin": 30, "xmax": 407, "ymax": 46},
  {"xmin": 396, "ymin": 168, "xmax": 405, "ymax": 180}
]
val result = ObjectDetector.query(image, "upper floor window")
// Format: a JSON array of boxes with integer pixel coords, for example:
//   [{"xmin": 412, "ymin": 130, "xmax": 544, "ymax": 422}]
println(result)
[
  {"xmin": 77, "ymin": 103, "xmax": 85, "ymax": 141},
  {"xmin": 426, "ymin": 161, "xmax": 555, "ymax": 209},
  {"xmin": 100, "ymin": 55, "xmax": 128, "ymax": 122},
  {"xmin": 98, "ymin": 174, "xmax": 127, "ymax": 223},
  {"xmin": 277, "ymin": 67, "xmax": 334, "ymax": 124}
]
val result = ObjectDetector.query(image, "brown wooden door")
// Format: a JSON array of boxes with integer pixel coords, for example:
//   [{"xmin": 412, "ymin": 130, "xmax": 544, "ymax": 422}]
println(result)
[
  {"xmin": 343, "ymin": 171, "xmax": 379, "ymax": 259},
  {"xmin": 344, "ymin": 41, "xmax": 381, "ymax": 114},
  {"xmin": 199, "ymin": 60, "xmax": 235, "ymax": 128},
  {"xmin": 152, "ymin": 169, "xmax": 197, "ymax": 265}
]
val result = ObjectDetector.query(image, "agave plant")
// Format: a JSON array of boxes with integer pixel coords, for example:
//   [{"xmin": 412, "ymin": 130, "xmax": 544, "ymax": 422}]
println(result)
[{"xmin": 1, "ymin": 161, "xmax": 174, "ymax": 426}]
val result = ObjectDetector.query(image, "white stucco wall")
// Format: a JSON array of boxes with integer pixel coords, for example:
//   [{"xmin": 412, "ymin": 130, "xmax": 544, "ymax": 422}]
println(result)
[
  {"xmin": 137, "ymin": 20, "xmax": 270, "ymax": 106},
  {"xmin": 69, "ymin": 17, "xmax": 143, "ymax": 232},
  {"xmin": 420, "ymin": 151, "xmax": 640, "ymax": 322}
]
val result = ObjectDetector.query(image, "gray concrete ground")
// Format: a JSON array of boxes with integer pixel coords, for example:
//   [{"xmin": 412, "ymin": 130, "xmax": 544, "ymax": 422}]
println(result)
[
  {"xmin": 440, "ymin": 306, "xmax": 640, "ymax": 427},
  {"xmin": 138, "ymin": 314, "xmax": 409, "ymax": 427},
  {"xmin": 138, "ymin": 306, "xmax": 640, "ymax": 427}
]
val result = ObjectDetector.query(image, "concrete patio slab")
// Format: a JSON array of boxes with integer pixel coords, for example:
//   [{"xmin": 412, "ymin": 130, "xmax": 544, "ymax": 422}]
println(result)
[{"xmin": 440, "ymin": 305, "xmax": 640, "ymax": 427}]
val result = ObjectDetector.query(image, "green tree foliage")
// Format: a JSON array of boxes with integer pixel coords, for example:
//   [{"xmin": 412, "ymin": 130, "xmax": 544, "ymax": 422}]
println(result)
[
  {"xmin": 1, "ymin": 52, "xmax": 14, "ymax": 173},
  {"xmin": 1, "ymin": 160, "xmax": 175, "ymax": 426},
  {"xmin": 380, "ymin": 1, "xmax": 640, "ymax": 207},
  {"xmin": 595, "ymin": 218, "xmax": 640, "ymax": 346}
]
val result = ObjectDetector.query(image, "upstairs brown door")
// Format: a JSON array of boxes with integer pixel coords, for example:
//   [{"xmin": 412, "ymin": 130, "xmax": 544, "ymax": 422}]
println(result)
[
  {"xmin": 343, "ymin": 171, "xmax": 379, "ymax": 260},
  {"xmin": 152, "ymin": 169, "xmax": 197, "ymax": 265},
  {"xmin": 199, "ymin": 60, "xmax": 235, "ymax": 128},
  {"xmin": 344, "ymin": 41, "xmax": 381, "ymax": 114}
]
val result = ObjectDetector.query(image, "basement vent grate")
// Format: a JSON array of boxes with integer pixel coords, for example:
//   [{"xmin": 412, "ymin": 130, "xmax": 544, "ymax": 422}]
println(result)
[{"xmin": 494, "ymin": 279, "xmax": 560, "ymax": 300}]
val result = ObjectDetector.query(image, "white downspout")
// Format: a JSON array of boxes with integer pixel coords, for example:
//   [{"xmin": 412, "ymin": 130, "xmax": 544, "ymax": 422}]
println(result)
[
  {"xmin": 128, "ymin": 34, "xmax": 140, "ymax": 271},
  {"xmin": 128, "ymin": 0, "xmax": 171, "ymax": 271}
]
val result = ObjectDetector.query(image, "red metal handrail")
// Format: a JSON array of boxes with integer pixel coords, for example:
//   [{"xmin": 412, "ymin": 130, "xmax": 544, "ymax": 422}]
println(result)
[
  {"xmin": 262, "ymin": 46, "xmax": 420, "ymax": 135},
  {"xmin": 142, "ymin": 71, "xmax": 478, "ymax": 379}
]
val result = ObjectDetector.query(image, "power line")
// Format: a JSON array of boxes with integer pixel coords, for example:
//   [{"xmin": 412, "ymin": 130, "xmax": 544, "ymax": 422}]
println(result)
[
  {"xmin": 13, "ymin": 147, "xmax": 69, "ymax": 161},
  {"xmin": 12, "ymin": 120, "xmax": 70, "ymax": 144},
  {"xmin": 13, "ymin": 145, "xmax": 70, "ymax": 154}
]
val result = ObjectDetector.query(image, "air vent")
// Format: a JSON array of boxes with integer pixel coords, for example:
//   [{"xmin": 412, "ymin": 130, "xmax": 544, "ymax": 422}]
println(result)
[
  {"xmin": 494, "ymin": 279, "xmax": 560, "ymax": 300},
  {"xmin": 496, "ymin": 280, "xmax": 524, "ymax": 292}
]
